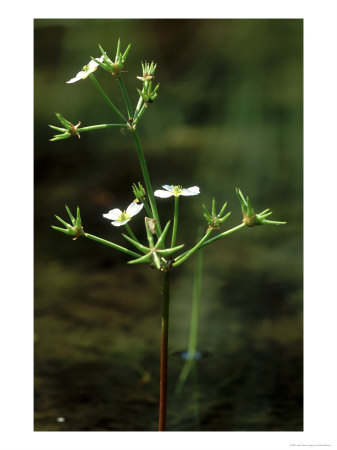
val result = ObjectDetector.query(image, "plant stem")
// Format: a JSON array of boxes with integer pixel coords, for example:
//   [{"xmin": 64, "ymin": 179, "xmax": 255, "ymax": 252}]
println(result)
[
  {"xmin": 159, "ymin": 270, "xmax": 170, "ymax": 431},
  {"xmin": 118, "ymin": 77, "xmax": 133, "ymax": 120},
  {"xmin": 77, "ymin": 124, "xmax": 127, "ymax": 133},
  {"xmin": 172, "ymin": 230, "xmax": 213, "ymax": 267},
  {"xmin": 89, "ymin": 74, "xmax": 127, "ymax": 123},
  {"xmin": 85, "ymin": 233, "xmax": 141, "ymax": 258},
  {"xmin": 175, "ymin": 235, "xmax": 203, "ymax": 395},
  {"xmin": 131, "ymin": 130, "xmax": 162, "ymax": 236},
  {"xmin": 125, "ymin": 223, "xmax": 139, "ymax": 243},
  {"xmin": 199, "ymin": 222, "xmax": 247, "ymax": 249},
  {"xmin": 171, "ymin": 196, "xmax": 179, "ymax": 248},
  {"xmin": 188, "ymin": 240, "xmax": 203, "ymax": 357}
]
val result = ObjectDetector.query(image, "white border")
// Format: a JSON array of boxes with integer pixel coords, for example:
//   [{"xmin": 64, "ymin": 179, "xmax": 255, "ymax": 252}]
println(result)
[{"xmin": 1, "ymin": 1, "xmax": 336, "ymax": 449}]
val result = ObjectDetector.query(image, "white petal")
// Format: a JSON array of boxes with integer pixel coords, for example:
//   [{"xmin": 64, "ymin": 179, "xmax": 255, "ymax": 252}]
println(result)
[
  {"xmin": 111, "ymin": 219, "xmax": 130, "ymax": 227},
  {"xmin": 154, "ymin": 189, "xmax": 174, "ymax": 198},
  {"xmin": 66, "ymin": 75, "xmax": 81, "ymax": 84},
  {"xmin": 126, "ymin": 201, "xmax": 144, "ymax": 217},
  {"xmin": 180, "ymin": 186, "xmax": 200, "ymax": 196},
  {"xmin": 87, "ymin": 59, "xmax": 99, "ymax": 70},
  {"xmin": 66, "ymin": 70, "xmax": 86, "ymax": 83},
  {"xmin": 103, "ymin": 208, "xmax": 122, "ymax": 221},
  {"xmin": 162, "ymin": 185, "xmax": 175, "ymax": 192}
]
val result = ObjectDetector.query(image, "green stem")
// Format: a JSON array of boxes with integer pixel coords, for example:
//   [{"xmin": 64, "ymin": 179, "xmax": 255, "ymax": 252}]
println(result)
[
  {"xmin": 172, "ymin": 230, "xmax": 213, "ymax": 267},
  {"xmin": 85, "ymin": 233, "xmax": 141, "ymax": 258},
  {"xmin": 142, "ymin": 199, "xmax": 153, "ymax": 219},
  {"xmin": 159, "ymin": 271, "xmax": 170, "ymax": 431},
  {"xmin": 89, "ymin": 74, "xmax": 127, "ymax": 123},
  {"xmin": 125, "ymin": 223, "xmax": 139, "ymax": 243},
  {"xmin": 171, "ymin": 196, "xmax": 179, "ymax": 248},
  {"xmin": 199, "ymin": 222, "xmax": 247, "ymax": 249},
  {"xmin": 175, "ymin": 234, "xmax": 203, "ymax": 395},
  {"xmin": 131, "ymin": 130, "xmax": 162, "ymax": 235},
  {"xmin": 118, "ymin": 76, "xmax": 133, "ymax": 120},
  {"xmin": 77, "ymin": 124, "xmax": 127, "ymax": 133},
  {"xmin": 173, "ymin": 222, "xmax": 247, "ymax": 266}
]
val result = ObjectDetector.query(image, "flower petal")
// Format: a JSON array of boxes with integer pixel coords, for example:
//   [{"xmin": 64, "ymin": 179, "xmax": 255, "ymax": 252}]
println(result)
[
  {"xmin": 162, "ymin": 185, "xmax": 175, "ymax": 192},
  {"xmin": 154, "ymin": 189, "xmax": 174, "ymax": 198},
  {"xmin": 103, "ymin": 208, "xmax": 122, "ymax": 221},
  {"xmin": 126, "ymin": 201, "xmax": 144, "ymax": 217},
  {"xmin": 180, "ymin": 186, "xmax": 200, "ymax": 196},
  {"xmin": 111, "ymin": 219, "xmax": 130, "ymax": 227}
]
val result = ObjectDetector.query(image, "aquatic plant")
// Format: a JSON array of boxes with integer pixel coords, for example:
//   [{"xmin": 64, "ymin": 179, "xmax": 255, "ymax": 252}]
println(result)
[{"xmin": 49, "ymin": 39, "xmax": 286, "ymax": 431}]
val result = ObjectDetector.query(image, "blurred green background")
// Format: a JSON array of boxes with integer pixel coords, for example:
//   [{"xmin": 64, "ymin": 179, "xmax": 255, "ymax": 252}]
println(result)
[{"xmin": 34, "ymin": 19, "xmax": 302, "ymax": 431}]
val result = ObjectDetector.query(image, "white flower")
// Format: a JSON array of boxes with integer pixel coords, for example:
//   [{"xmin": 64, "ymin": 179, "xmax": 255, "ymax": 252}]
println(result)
[
  {"xmin": 154, "ymin": 185, "xmax": 200, "ymax": 198},
  {"xmin": 66, "ymin": 56, "xmax": 104, "ymax": 84},
  {"xmin": 103, "ymin": 201, "xmax": 143, "ymax": 227}
]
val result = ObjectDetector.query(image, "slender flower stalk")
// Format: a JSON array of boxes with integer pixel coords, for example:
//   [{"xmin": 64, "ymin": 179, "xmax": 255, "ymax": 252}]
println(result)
[
  {"xmin": 85, "ymin": 233, "xmax": 141, "ymax": 258},
  {"xmin": 118, "ymin": 76, "xmax": 133, "ymax": 121},
  {"xmin": 199, "ymin": 222, "xmax": 247, "ymax": 249},
  {"xmin": 125, "ymin": 223, "xmax": 139, "ymax": 243},
  {"xmin": 171, "ymin": 196, "xmax": 179, "ymax": 248},
  {"xmin": 173, "ymin": 229, "xmax": 213, "ymax": 267},
  {"xmin": 89, "ymin": 73, "xmax": 127, "ymax": 123}
]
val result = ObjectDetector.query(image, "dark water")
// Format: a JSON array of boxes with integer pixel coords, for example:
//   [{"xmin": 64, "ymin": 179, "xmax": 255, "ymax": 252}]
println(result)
[{"xmin": 34, "ymin": 253, "xmax": 302, "ymax": 431}]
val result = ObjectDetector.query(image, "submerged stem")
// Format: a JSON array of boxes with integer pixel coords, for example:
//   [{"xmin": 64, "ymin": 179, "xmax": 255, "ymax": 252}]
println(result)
[
  {"xmin": 159, "ymin": 271, "xmax": 170, "ymax": 431},
  {"xmin": 175, "ymin": 231, "xmax": 203, "ymax": 395}
]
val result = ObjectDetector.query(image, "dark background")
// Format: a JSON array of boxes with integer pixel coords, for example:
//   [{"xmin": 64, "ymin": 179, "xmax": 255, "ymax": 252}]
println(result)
[{"xmin": 34, "ymin": 19, "xmax": 303, "ymax": 431}]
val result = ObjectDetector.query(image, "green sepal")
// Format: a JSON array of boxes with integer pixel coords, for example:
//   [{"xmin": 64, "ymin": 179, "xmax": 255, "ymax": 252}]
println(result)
[
  {"xmin": 122, "ymin": 43, "xmax": 131, "ymax": 61},
  {"xmin": 116, "ymin": 38, "xmax": 121, "ymax": 60},
  {"xmin": 65, "ymin": 205, "xmax": 76, "ymax": 226},
  {"xmin": 211, "ymin": 197, "xmax": 216, "ymax": 217},
  {"xmin": 91, "ymin": 56, "xmax": 109, "ymax": 71},
  {"xmin": 262, "ymin": 219, "xmax": 287, "ymax": 225},
  {"xmin": 55, "ymin": 214, "xmax": 73, "ymax": 230},
  {"xmin": 219, "ymin": 201, "xmax": 228, "ymax": 218},
  {"xmin": 236, "ymin": 187, "xmax": 247, "ymax": 211},
  {"xmin": 51, "ymin": 225, "xmax": 73, "ymax": 235},
  {"xmin": 49, "ymin": 125, "xmax": 66, "ymax": 133},
  {"xmin": 56, "ymin": 112, "xmax": 72, "ymax": 129},
  {"xmin": 49, "ymin": 133, "xmax": 70, "ymax": 142},
  {"xmin": 218, "ymin": 211, "xmax": 231, "ymax": 224},
  {"xmin": 246, "ymin": 196, "xmax": 255, "ymax": 216},
  {"xmin": 202, "ymin": 204, "xmax": 211, "ymax": 220},
  {"xmin": 98, "ymin": 44, "xmax": 112, "ymax": 63},
  {"xmin": 76, "ymin": 206, "xmax": 82, "ymax": 229}
]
